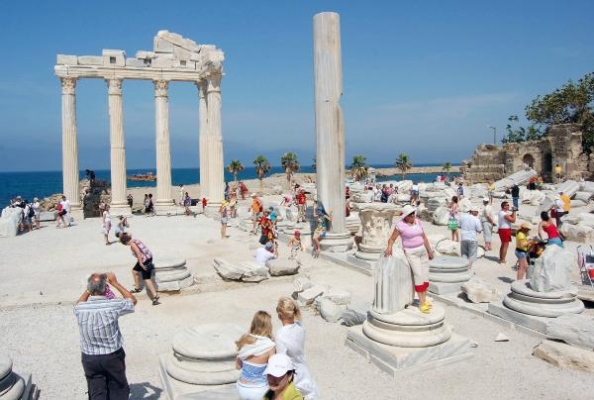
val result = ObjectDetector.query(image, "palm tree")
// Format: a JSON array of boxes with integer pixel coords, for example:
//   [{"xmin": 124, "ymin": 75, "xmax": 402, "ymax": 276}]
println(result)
[
  {"xmin": 226, "ymin": 159, "xmax": 244, "ymax": 182},
  {"xmin": 253, "ymin": 155, "xmax": 271, "ymax": 190},
  {"xmin": 442, "ymin": 162, "xmax": 452, "ymax": 180},
  {"xmin": 350, "ymin": 155, "xmax": 369, "ymax": 181},
  {"xmin": 280, "ymin": 152, "xmax": 300, "ymax": 189},
  {"xmin": 395, "ymin": 153, "xmax": 413, "ymax": 180}
]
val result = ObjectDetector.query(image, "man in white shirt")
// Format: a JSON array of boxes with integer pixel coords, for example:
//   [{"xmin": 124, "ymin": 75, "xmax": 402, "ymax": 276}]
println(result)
[
  {"xmin": 480, "ymin": 197, "xmax": 495, "ymax": 251},
  {"xmin": 459, "ymin": 205, "xmax": 482, "ymax": 269},
  {"xmin": 254, "ymin": 241, "xmax": 277, "ymax": 267},
  {"xmin": 60, "ymin": 195, "xmax": 71, "ymax": 226}
]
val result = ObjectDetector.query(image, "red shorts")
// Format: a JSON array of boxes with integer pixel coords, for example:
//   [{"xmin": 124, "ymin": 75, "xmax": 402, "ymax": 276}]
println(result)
[{"xmin": 498, "ymin": 228, "xmax": 512, "ymax": 243}]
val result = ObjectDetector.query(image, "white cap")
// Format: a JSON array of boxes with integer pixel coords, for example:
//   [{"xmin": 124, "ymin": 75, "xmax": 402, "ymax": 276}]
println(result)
[
  {"xmin": 482, "ymin": 197, "xmax": 489, "ymax": 202},
  {"xmin": 470, "ymin": 205, "xmax": 480, "ymax": 212},
  {"xmin": 264, "ymin": 353, "xmax": 295, "ymax": 377}
]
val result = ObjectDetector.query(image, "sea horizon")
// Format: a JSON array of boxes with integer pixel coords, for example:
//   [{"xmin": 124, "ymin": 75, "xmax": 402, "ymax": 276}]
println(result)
[{"xmin": 0, "ymin": 163, "xmax": 460, "ymax": 205}]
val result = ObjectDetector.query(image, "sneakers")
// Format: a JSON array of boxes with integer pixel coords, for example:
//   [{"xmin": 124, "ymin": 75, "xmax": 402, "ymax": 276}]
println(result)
[
  {"xmin": 152, "ymin": 296, "xmax": 161, "ymax": 306},
  {"xmin": 419, "ymin": 302, "xmax": 432, "ymax": 314}
]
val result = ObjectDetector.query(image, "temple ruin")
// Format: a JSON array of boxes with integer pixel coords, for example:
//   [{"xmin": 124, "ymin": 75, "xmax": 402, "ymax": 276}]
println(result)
[
  {"xmin": 462, "ymin": 124, "xmax": 594, "ymax": 184},
  {"xmin": 54, "ymin": 31, "xmax": 225, "ymax": 215}
]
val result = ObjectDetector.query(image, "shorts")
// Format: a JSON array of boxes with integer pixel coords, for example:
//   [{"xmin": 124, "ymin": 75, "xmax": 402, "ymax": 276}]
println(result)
[
  {"xmin": 133, "ymin": 258, "xmax": 154, "ymax": 280},
  {"xmin": 236, "ymin": 381, "xmax": 268, "ymax": 399},
  {"xmin": 403, "ymin": 245, "xmax": 429, "ymax": 292},
  {"xmin": 498, "ymin": 228, "xmax": 512, "ymax": 243},
  {"xmin": 515, "ymin": 250, "xmax": 528, "ymax": 259},
  {"xmin": 59, "ymin": 210, "xmax": 67, "ymax": 216},
  {"xmin": 482, "ymin": 221, "xmax": 493, "ymax": 242},
  {"xmin": 252, "ymin": 212, "xmax": 262, "ymax": 221},
  {"xmin": 461, "ymin": 240, "xmax": 478, "ymax": 262},
  {"xmin": 221, "ymin": 217, "xmax": 228, "ymax": 224}
]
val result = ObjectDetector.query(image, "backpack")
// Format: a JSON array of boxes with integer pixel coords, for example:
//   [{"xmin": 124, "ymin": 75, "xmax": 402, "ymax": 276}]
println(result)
[
  {"xmin": 57, "ymin": 203, "xmax": 63, "ymax": 212},
  {"xmin": 28, "ymin": 205, "xmax": 35, "ymax": 218}
]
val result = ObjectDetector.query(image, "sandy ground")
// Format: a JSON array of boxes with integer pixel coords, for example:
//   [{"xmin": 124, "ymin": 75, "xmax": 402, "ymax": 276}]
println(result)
[{"xmin": 1, "ymin": 196, "xmax": 593, "ymax": 400}]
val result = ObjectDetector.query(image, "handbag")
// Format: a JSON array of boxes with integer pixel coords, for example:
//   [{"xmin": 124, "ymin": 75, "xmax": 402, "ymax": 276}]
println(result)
[{"xmin": 447, "ymin": 219, "xmax": 459, "ymax": 230}]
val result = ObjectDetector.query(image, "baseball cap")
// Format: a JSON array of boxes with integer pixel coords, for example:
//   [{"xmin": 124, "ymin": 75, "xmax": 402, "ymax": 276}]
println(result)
[{"xmin": 264, "ymin": 353, "xmax": 295, "ymax": 377}]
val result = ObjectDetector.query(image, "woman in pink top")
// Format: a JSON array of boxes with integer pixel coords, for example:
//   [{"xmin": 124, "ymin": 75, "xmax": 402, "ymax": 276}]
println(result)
[{"xmin": 384, "ymin": 205, "xmax": 435, "ymax": 313}]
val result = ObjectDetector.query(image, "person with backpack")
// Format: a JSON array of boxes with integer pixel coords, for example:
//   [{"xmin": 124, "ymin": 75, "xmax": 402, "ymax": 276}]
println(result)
[{"xmin": 56, "ymin": 201, "xmax": 67, "ymax": 228}]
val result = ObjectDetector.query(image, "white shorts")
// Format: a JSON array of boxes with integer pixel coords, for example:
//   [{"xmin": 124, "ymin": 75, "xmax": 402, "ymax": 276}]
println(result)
[{"xmin": 403, "ymin": 245, "xmax": 429, "ymax": 289}]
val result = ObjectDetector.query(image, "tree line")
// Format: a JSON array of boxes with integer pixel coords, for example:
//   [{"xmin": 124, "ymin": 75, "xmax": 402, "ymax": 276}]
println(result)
[
  {"xmin": 501, "ymin": 71, "xmax": 594, "ymax": 152},
  {"xmin": 227, "ymin": 153, "xmax": 454, "ymax": 187}
]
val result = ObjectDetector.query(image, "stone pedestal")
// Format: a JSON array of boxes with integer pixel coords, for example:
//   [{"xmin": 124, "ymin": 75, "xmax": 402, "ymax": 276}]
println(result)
[
  {"xmin": 319, "ymin": 231, "xmax": 353, "ymax": 253},
  {"xmin": 0, "ymin": 353, "xmax": 33, "ymax": 400},
  {"xmin": 428, "ymin": 256, "xmax": 473, "ymax": 295},
  {"xmin": 160, "ymin": 324, "xmax": 242, "ymax": 399},
  {"xmin": 353, "ymin": 204, "xmax": 398, "ymax": 261},
  {"xmin": 345, "ymin": 249, "xmax": 473, "ymax": 375},
  {"xmin": 488, "ymin": 280, "xmax": 585, "ymax": 334},
  {"xmin": 155, "ymin": 258, "xmax": 193, "ymax": 291}
]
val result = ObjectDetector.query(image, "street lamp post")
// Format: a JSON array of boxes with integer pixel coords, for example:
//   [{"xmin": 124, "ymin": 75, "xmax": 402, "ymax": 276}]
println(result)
[{"xmin": 488, "ymin": 126, "xmax": 497, "ymax": 145}]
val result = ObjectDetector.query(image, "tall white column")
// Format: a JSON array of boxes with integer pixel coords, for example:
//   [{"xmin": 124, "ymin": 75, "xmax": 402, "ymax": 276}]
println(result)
[
  {"xmin": 154, "ymin": 79, "xmax": 174, "ymax": 213},
  {"xmin": 313, "ymin": 12, "xmax": 352, "ymax": 252},
  {"xmin": 206, "ymin": 72, "xmax": 225, "ymax": 206},
  {"xmin": 106, "ymin": 78, "xmax": 130, "ymax": 214},
  {"xmin": 61, "ymin": 77, "xmax": 81, "ymax": 210},
  {"xmin": 197, "ymin": 80, "xmax": 209, "ymax": 200}
]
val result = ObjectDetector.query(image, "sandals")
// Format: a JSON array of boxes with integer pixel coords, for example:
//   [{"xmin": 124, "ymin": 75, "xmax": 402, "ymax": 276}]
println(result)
[
  {"xmin": 419, "ymin": 302, "xmax": 432, "ymax": 314},
  {"xmin": 152, "ymin": 296, "xmax": 161, "ymax": 306},
  {"xmin": 130, "ymin": 287, "xmax": 142, "ymax": 293}
]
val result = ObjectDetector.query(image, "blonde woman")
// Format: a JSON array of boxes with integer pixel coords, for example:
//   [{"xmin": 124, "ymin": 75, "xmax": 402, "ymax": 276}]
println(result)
[
  {"xmin": 275, "ymin": 297, "xmax": 319, "ymax": 399},
  {"xmin": 236, "ymin": 311, "xmax": 276, "ymax": 400}
]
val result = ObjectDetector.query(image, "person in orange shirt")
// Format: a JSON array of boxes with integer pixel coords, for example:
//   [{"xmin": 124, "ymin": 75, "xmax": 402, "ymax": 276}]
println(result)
[{"xmin": 251, "ymin": 193, "xmax": 263, "ymax": 235}]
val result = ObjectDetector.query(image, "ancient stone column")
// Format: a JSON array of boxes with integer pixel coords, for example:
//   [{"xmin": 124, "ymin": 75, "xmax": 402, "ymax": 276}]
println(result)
[
  {"xmin": 106, "ymin": 78, "xmax": 130, "ymax": 214},
  {"xmin": 313, "ymin": 12, "xmax": 352, "ymax": 252},
  {"xmin": 197, "ymin": 79, "xmax": 209, "ymax": 200},
  {"xmin": 206, "ymin": 72, "xmax": 224, "ymax": 206},
  {"xmin": 355, "ymin": 204, "xmax": 398, "ymax": 260},
  {"xmin": 61, "ymin": 77, "xmax": 81, "ymax": 210},
  {"xmin": 154, "ymin": 79, "xmax": 174, "ymax": 213}
]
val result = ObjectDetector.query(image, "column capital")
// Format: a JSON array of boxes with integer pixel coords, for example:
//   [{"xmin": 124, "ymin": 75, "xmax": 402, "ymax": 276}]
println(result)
[
  {"xmin": 154, "ymin": 79, "xmax": 169, "ymax": 98},
  {"xmin": 207, "ymin": 73, "xmax": 222, "ymax": 94},
  {"xmin": 106, "ymin": 78, "xmax": 123, "ymax": 95},
  {"xmin": 196, "ymin": 79, "xmax": 208, "ymax": 98},
  {"xmin": 60, "ymin": 77, "xmax": 77, "ymax": 95}
]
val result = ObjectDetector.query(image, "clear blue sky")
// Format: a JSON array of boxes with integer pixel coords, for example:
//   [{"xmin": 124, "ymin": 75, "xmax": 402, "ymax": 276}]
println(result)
[{"xmin": 1, "ymin": 0, "xmax": 593, "ymax": 171}]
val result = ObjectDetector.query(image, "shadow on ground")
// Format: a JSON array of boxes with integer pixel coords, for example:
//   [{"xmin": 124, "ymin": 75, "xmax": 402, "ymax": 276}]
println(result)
[{"xmin": 130, "ymin": 382, "xmax": 162, "ymax": 400}]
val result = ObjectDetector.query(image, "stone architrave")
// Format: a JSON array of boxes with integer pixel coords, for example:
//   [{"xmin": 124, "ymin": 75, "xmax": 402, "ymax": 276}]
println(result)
[
  {"xmin": 197, "ymin": 80, "xmax": 209, "ymax": 201},
  {"xmin": 313, "ymin": 12, "xmax": 352, "ymax": 252},
  {"xmin": 154, "ymin": 79, "xmax": 175, "ymax": 213},
  {"xmin": 206, "ymin": 72, "xmax": 225, "ymax": 206},
  {"xmin": 106, "ymin": 78, "xmax": 130, "ymax": 214},
  {"xmin": 354, "ymin": 203, "xmax": 398, "ymax": 261},
  {"xmin": 61, "ymin": 77, "xmax": 81, "ymax": 211}
]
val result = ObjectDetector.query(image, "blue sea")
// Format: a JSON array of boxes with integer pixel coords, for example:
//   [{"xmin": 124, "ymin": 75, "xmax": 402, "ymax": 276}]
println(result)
[{"xmin": 0, "ymin": 164, "xmax": 458, "ymax": 205}]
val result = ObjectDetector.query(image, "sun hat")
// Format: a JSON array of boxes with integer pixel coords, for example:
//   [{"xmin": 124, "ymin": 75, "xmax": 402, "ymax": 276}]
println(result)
[
  {"xmin": 520, "ymin": 221, "xmax": 533, "ymax": 230},
  {"xmin": 470, "ymin": 205, "xmax": 480, "ymax": 212},
  {"xmin": 400, "ymin": 204, "xmax": 417, "ymax": 219},
  {"xmin": 263, "ymin": 353, "xmax": 294, "ymax": 377},
  {"xmin": 482, "ymin": 197, "xmax": 489, "ymax": 203},
  {"xmin": 251, "ymin": 193, "xmax": 257, "ymax": 197},
  {"xmin": 265, "ymin": 242, "xmax": 274, "ymax": 251}
]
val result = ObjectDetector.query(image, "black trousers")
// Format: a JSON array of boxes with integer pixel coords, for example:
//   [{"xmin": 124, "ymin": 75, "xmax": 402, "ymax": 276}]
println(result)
[{"xmin": 81, "ymin": 348, "xmax": 129, "ymax": 400}]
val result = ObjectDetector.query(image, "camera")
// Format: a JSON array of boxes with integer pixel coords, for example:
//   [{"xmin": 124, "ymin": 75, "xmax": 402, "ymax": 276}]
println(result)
[{"xmin": 511, "ymin": 207, "xmax": 518, "ymax": 212}]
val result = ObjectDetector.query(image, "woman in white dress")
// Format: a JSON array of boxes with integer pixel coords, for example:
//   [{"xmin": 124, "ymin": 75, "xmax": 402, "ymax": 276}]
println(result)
[
  {"xmin": 102, "ymin": 205, "xmax": 111, "ymax": 245},
  {"xmin": 275, "ymin": 297, "xmax": 319, "ymax": 399}
]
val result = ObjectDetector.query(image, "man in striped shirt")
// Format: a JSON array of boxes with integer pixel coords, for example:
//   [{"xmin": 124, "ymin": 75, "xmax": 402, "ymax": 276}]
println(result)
[{"xmin": 74, "ymin": 272, "xmax": 137, "ymax": 400}]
